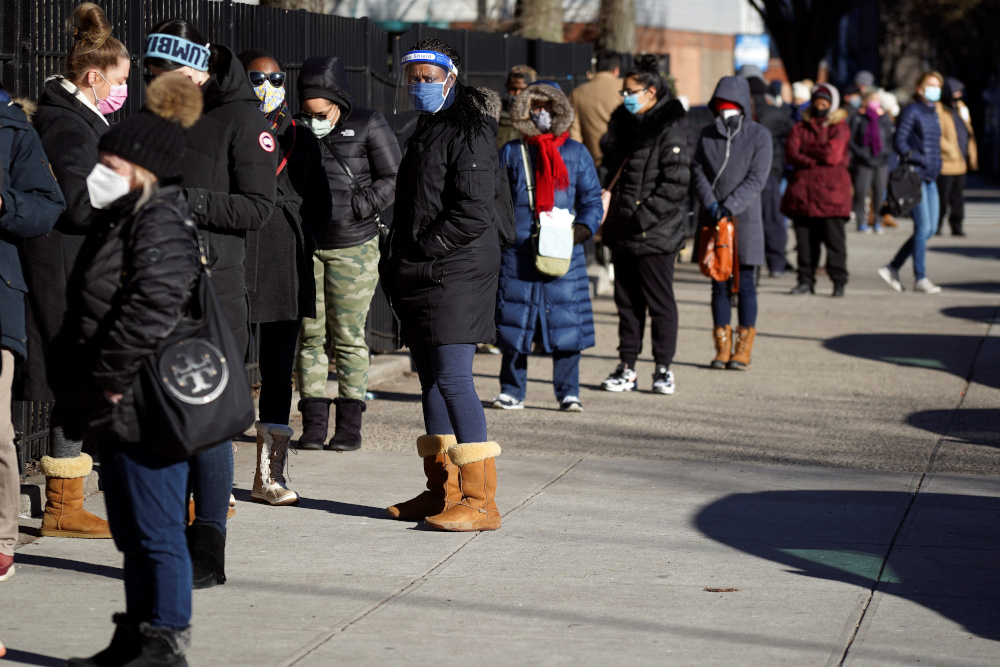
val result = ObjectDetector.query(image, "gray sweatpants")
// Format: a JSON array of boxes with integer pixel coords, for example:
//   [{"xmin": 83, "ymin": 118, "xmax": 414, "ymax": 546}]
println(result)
[{"xmin": 0, "ymin": 349, "xmax": 19, "ymax": 556}]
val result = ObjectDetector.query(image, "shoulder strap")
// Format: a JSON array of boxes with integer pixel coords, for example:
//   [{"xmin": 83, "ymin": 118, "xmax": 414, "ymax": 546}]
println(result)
[
  {"xmin": 519, "ymin": 140, "xmax": 535, "ymax": 212},
  {"xmin": 323, "ymin": 135, "xmax": 361, "ymax": 190},
  {"xmin": 606, "ymin": 156, "xmax": 628, "ymax": 192},
  {"xmin": 276, "ymin": 120, "xmax": 297, "ymax": 176}
]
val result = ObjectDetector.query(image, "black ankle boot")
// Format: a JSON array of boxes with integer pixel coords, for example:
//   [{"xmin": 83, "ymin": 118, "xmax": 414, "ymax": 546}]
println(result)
[
  {"xmin": 124, "ymin": 624, "xmax": 190, "ymax": 666},
  {"xmin": 326, "ymin": 398, "xmax": 365, "ymax": 452},
  {"xmin": 297, "ymin": 397, "xmax": 333, "ymax": 450},
  {"xmin": 66, "ymin": 614, "xmax": 142, "ymax": 666},
  {"xmin": 187, "ymin": 523, "xmax": 226, "ymax": 589}
]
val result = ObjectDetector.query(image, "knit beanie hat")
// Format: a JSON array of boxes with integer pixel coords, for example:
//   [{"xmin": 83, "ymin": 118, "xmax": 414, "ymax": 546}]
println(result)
[{"xmin": 98, "ymin": 73, "xmax": 202, "ymax": 181}]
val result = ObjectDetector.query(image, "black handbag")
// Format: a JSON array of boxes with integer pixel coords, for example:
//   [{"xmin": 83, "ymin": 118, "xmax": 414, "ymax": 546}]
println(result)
[{"xmin": 882, "ymin": 152, "xmax": 923, "ymax": 217}]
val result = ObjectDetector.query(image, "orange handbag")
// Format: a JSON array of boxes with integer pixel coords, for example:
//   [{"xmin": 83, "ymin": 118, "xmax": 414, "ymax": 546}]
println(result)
[{"xmin": 698, "ymin": 215, "xmax": 739, "ymax": 291}]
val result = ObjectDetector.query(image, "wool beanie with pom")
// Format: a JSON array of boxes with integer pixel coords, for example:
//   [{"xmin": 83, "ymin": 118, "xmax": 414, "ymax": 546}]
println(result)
[{"xmin": 98, "ymin": 72, "xmax": 202, "ymax": 181}]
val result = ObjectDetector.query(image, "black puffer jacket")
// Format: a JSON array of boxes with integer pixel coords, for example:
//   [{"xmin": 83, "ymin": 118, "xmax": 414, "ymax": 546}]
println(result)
[
  {"xmin": 298, "ymin": 56, "xmax": 401, "ymax": 249},
  {"xmin": 380, "ymin": 88, "xmax": 503, "ymax": 347},
  {"xmin": 599, "ymin": 95, "xmax": 690, "ymax": 257},
  {"xmin": 181, "ymin": 45, "xmax": 277, "ymax": 352},
  {"xmin": 56, "ymin": 186, "xmax": 201, "ymax": 444}
]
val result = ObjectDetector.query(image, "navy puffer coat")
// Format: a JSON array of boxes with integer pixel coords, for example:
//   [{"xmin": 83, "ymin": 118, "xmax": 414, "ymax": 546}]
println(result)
[
  {"xmin": 894, "ymin": 101, "xmax": 942, "ymax": 182},
  {"xmin": 496, "ymin": 84, "xmax": 603, "ymax": 354}
]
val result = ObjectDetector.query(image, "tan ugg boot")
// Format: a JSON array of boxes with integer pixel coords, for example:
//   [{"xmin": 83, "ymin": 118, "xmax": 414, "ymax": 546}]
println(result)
[
  {"xmin": 710, "ymin": 325, "xmax": 733, "ymax": 369},
  {"xmin": 728, "ymin": 326, "xmax": 757, "ymax": 370},
  {"xmin": 40, "ymin": 454, "xmax": 112, "ymax": 538},
  {"xmin": 251, "ymin": 422, "xmax": 299, "ymax": 506},
  {"xmin": 387, "ymin": 434, "xmax": 460, "ymax": 520},
  {"xmin": 424, "ymin": 442, "xmax": 501, "ymax": 532}
]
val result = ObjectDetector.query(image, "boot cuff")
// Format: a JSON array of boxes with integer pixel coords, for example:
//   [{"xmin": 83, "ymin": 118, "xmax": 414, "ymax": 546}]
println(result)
[
  {"xmin": 298, "ymin": 397, "xmax": 333, "ymax": 410},
  {"xmin": 255, "ymin": 421, "xmax": 294, "ymax": 438},
  {"xmin": 138, "ymin": 623, "xmax": 191, "ymax": 656},
  {"xmin": 40, "ymin": 453, "xmax": 93, "ymax": 479},
  {"xmin": 447, "ymin": 441, "xmax": 501, "ymax": 466},
  {"xmin": 334, "ymin": 397, "xmax": 366, "ymax": 411},
  {"xmin": 416, "ymin": 434, "xmax": 458, "ymax": 457}
]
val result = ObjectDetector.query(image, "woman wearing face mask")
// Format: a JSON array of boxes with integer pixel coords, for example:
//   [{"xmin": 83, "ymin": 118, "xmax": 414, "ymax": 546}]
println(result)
[
  {"xmin": 491, "ymin": 82, "xmax": 603, "ymax": 411},
  {"xmin": 597, "ymin": 55, "xmax": 689, "ymax": 394},
  {"xmin": 60, "ymin": 73, "xmax": 203, "ymax": 667},
  {"xmin": 21, "ymin": 1, "xmax": 129, "ymax": 542},
  {"xmin": 878, "ymin": 71, "xmax": 945, "ymax": 295},
  {"xmin": 782, "ymin": 83, "xmax": 853, "ymax": 297},
  {"xmin": 293, "ymin": 55, "xmax": 401, "ymax": 454},
  {"xmin": 936, "ymin": 77, "xmax": 977, "ymax": 237},
  {"xmin": 849, "ymin": 91, "xmax": 894, "ymax": 234},
  {"xmin": 144, "ymin": 19, "xmax": 277, "ymax": 588},
  {"xmin": 236, "ymin": 50, "xmax": 332, "ymax": 506},
  {"xmin": 691, "ymin": 75, "xmax": 773, "ymax": 370},
  {"xmin": 381, "ymin": 38, "xmax": 504, "ymax": 532}
]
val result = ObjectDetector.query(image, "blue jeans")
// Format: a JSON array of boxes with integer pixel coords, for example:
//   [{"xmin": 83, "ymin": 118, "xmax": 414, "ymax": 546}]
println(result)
[
  {"xmin": 711, "ymin": 265, "xmax": 758, "ymax": 328},
  {"xmin": 891, "ymin": 180, "xmax": 940, "ymax": 281},
  {"xmin": 99, "ymin": 439, "xmax": 191, "ymax": 629},
  {"xmin": 500, "ymin": 349, "xmax": 581, "ymax": 402},
  {"xmin": 188, "ymin": 440, "xmax": 233, "ymax": 536},
  {"xmin": 410, "ymin": 344, "xmax": 488, "ymax": 443}
]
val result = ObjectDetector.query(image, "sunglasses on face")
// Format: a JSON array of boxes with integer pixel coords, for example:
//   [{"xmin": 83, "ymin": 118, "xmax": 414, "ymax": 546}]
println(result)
[{"xmin": 248, "ymin": 70, "xmax": 286, "ymax": 88}]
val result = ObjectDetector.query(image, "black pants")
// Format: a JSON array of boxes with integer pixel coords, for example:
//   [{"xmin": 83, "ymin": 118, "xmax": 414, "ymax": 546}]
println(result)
[
  {"xmin": 613, "ymin": 251, "xmax": 678, "ymax": 368},
  {"xmin": 852, "ymin": 164, "xmax": 889, "ymax": 229},
  {"xmin": 760, "ymin": 171, "xmax": 790, "ymax": 273},
  {"xmin": 936, "ymin": 173, "xmax": 966, "ymax": 234},
  {"xmin": 257, "ymin": 319, "xmax": 302, "ymax": 425},
  {"xmin": 793, "ymin": 216, "xmax": 849, "ymax": 287}
]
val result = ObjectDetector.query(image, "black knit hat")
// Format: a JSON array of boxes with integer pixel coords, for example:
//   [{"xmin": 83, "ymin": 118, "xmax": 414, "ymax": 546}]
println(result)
[{"xmin": 99, "ymin": 73, "xmax": 202, "ymax": 180}]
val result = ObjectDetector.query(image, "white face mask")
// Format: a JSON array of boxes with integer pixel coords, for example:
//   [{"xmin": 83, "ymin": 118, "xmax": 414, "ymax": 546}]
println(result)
[
  {"xmin": 720, "ymin": 109, "xmax": 740, "ymax": 120},
  {"xmin": 86, "ymin": 163, "xmax": 131, "ymax": 209}
]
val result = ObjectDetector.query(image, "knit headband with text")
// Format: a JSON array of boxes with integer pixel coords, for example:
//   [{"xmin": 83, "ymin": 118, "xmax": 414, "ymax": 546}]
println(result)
[{"xmin": 144, "ymin": 34, "xmax": 211, "ymax": 72}]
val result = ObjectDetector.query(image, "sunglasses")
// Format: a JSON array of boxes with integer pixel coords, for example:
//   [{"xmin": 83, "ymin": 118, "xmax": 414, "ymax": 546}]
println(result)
[{"xmin": 248, "ymin": 70, "xmax": 286, "ymax": 88}]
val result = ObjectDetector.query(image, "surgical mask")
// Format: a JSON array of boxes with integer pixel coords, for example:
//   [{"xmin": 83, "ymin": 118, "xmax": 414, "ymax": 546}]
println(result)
[
  {"xmin": 623, "ymin": 92, "xmax": 646, "ymax": 115},
  {"xmin": 720, "ymin": 109, "xmax": 740, "ymax": 120},
  {"xmin": 253, "ymin": 81, "xmax": 285, "ymax": 115},
  {"xmin": 531, "ymin": 108, "xmax": 552, "ymax": 133},
  {"xmin": 849, "ymin": 97, "xmax": 862, "ymax": 109},
  {"xmin": 95, "ymin": 72, "xmax": 127, "ymax": 115},
  {"xmin": 86, "ymin": 163, "xmax": 131, "ymax": 209},
  {"xmin": 923, "ymin": 86, "xmax": 941, "ymax": 103},
  {"xmin": 407, "ymin": 82, "xmax": 454, "ymax": 114},
  {"xmin": 302, "ymin": 116, "xmax": 333, "ymax": 139}
]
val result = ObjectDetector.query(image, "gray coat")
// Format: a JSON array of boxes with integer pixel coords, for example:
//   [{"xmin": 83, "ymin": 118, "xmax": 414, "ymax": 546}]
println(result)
[{"xmin": 691, "ymin": 76, "xmax": 772, "ymax": 266}]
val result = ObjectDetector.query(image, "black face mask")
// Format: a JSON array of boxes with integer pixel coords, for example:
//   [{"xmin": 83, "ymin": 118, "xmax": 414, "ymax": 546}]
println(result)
[{"xmin": 813, "ymin": 106, "xmax": 830, "ymax": 118}]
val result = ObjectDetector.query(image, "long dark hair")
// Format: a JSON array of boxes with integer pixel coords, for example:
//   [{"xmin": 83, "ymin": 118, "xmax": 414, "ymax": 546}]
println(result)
[
  {"xmin": 145, "ymin": 19, "xmax": 217, "ymax": 74},
  {"xmin": 623, "ymin": 54, "xmax": 667, "ymax": 100},
  {"xmin": 409, "ymin": 38, "xmax": 490, "ymax": 149}
]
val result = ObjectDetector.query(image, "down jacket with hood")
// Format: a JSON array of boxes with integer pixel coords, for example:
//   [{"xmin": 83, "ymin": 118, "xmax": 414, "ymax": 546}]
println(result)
[
  {"xmin": 381, "ymin": 86, "xmax": 503, "ymax": 348},
  {"xmin": 298, "ymin": 56, "xmax": 402, "ymax": 250},
  {"xmin": 894, "ymin": 96, "xmax": 942, "ymax": 183},
  {"xmin": 496, "ymin": 84, "xmax": 603, "ymax": 354},
  {"xmin": 691, "ymin": 76, "xmax": 773, "ymax": 266}
]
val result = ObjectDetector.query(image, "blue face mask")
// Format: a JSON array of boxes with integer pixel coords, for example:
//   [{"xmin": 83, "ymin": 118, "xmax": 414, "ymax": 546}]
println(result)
[
  {"xmin": 623, "ymin": 91, "xmax": 646, "ymax": 115},
  {"xmin": 408, "ymin": 82, "xmax": 455, "ymax": 114},
  {"xmin": 923, "ymin": 86, "xmax": 941, "ymax": 103}
]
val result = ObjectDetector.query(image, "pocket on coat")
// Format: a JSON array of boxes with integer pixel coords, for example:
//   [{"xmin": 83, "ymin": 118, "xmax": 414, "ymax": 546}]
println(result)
[
  {"xmin": 456, "ymin": 158, "xmax": 493, "ymax": 199},
  {"xmin": 394, "ymin": 257, "xmax": 444, "ymax": 290}
]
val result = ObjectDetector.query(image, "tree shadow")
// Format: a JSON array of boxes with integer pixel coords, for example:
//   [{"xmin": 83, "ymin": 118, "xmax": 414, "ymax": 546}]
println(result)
[
  {"xmin": 929, "ymin": 246, "xmax": 1000, "ymax": 261},
  {"xmin": 0, "ymin": 648, "xmax": 65, "ymax": 666},
  {"xmin": 940, "ymin": 305, "xmax": 1000, "ymax": 323},
  {"xmin": 907, "ymin": 409, "xmax": 1000, "ymax": 448},
  {"xmin": 232, "ymin": 487, "xmax": 385, "ymax": 519},
  {"xmin": 696, "ymin": 490, "xmax": 1000, "ymax": 642},
  {"xmin": 937, "ymin": 282, "xmax": 1000, "ymax": 293},
  {"xmin": 13, "ymin": 554, "xmax": 122, "ymax": 580}
]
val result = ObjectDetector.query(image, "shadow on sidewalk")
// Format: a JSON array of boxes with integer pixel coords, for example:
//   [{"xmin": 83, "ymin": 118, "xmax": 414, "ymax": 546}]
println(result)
[
  {"xmin": 696, "ymin": 490, "xmax": 1000, "ymax": 642},
  {"xmin": 907, "ymin": 409, "xmax": 1000, "ymax": 448},
  {"xmin": 0, "ymin": 648, "xmax": 64, "ymax": 666},
  {"xmin": 940, "ymin": 305, "xmax": 1000, "ymax": 323},
  {"xmin": 231, "ymin": 489, "xmax": 386, "ymax": 519},
  {"xmin": 935, "ymin": 281, "xmax": 1000, "ymax": 293},
  {"xmin": 12, "ymin": 553, "xmax": 122, "ymax": 580},
  {"xmin": 929, "ymin": 246, "xmax": 1000, "ymax": 261}
]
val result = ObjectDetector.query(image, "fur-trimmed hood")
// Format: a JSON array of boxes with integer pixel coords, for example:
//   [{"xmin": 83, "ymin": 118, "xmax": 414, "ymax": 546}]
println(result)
[
  {"xmin": 12, "ymin": 97, "xmax": 36, "ymax": 121},
  {"xmin": 510, "ymin": 83, "xmax": 573, "ymax": 137},
  {"xmin": 476, "ymin": 86, "xmax": 502, "ymax": 121},
  {"xmin": 802, "ymin": 107, "xmax": 850, "ymax": 126}
]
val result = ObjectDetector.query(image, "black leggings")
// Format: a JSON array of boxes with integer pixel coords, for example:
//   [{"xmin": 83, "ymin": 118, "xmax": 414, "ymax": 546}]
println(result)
[{"xmin": 257, "ymin": 319, "xmax": 302, "ymax": 425}]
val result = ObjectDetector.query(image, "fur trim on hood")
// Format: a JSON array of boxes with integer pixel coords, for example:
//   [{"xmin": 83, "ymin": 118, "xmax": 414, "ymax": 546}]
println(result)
[
  {"xmin": 477, "ymin": 86, "xmax": 502, "ymax": 121},
  {"xmin": 12, "ymin": 97, "xmax": 36, "ymax": 121},
  {"xmin": 802, "ymin": 107, "xmax": 850, "ymax": 126},
  {"xmin": 510, "ymin": 83, "xmax": 574, "ymax": 137}
]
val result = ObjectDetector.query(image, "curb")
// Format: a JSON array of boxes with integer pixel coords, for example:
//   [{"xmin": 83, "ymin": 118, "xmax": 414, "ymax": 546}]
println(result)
[{"xmin": 19, "ymin": 471, "xmax": 101, "ymax": 519}]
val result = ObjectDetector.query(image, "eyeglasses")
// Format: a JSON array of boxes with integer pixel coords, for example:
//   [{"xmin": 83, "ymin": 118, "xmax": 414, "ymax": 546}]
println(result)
[
  {"xmin": 619, "ymin": 87, "xmax": 648, "ymax": 98},
  {"xmin": 248, "ymin": 70, "xmax": 286, "ymax": 88}
]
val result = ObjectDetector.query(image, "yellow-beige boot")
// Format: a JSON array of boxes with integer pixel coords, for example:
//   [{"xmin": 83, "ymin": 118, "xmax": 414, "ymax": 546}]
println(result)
[
  {"xmin": 387, "ymin": 434, "xmax": 459, "ymax": 520},
  {"xmin": 728, "ymin": 326, "xmax": 757, "ymax": 370},
  {"xmin": 251, "ymin": 422, "xmax": 299, "ymax": 506},
  {"xmin": 710, "ymin": 325, "xmax": 733, "ymax": 369},
  {"xmin": 40, "ymin": 453, "xmax": 112, "ymax": 538},
  {"xmin": 424, "ymin": 442, "xmax": 501, "ymax": 532}
]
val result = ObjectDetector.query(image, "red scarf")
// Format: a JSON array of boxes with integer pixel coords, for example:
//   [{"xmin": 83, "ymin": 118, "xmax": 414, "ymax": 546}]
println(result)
[{"xmin": 524, "ymin": 132, "xmax": 570, "ymax": 215}]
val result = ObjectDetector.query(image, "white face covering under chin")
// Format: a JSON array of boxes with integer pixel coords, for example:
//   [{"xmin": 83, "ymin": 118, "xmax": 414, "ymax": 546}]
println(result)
[
  {"xmin": 86, "ymin": 163, "xmax": 132, "ymax": 209},
  {"xmin": 720, "ymin": 109, "xmax": 740, "ymax": 120}
]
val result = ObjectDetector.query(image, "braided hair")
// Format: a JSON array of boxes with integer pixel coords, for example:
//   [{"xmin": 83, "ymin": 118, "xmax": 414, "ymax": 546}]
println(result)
[{"xmin": 409, "ymin": 38, "xmax": 490, "ymax": 148}]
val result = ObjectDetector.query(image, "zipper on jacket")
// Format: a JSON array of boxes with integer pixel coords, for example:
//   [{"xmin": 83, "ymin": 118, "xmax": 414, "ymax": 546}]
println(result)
[{"xmin": 711, "ymin": 115, "xmax": 743, "ymax": 192}]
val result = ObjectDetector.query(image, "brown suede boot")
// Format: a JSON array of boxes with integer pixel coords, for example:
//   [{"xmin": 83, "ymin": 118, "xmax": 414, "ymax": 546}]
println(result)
[
  {"xmin": 728, "ymin": 326, "xmax": 757, "ymax": 370},
  {"xmin": 40, "ymin": 454, "xmax": 112, "ymax": 538},
  {"xmin": 424, "ymin": 442, "xmax": 501, "ymax": 532},
  {"xmin": 387, "ymin": 435, "xmax": 459, "ymax": 520},
  {"xmin": 882, "ymin": 213, "xmax": 898, "ymax": 228},
  {"xmin": 710, "ymin": 325, "xmax": 733, "ymax": 369}
]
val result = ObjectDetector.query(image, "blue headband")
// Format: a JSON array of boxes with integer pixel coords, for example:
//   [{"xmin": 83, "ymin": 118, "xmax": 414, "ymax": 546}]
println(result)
[
  {"xmin": 143, "ymin": 34, "xmax": 211, "ymax": 72},
  {"xmin": 401, "ymin": 51, "xmax": 458, "ymax": 76}
]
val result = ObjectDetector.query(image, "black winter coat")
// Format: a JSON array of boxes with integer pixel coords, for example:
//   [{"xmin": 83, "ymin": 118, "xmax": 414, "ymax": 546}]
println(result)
[
  {"xmin": 298, "ymin": 56, "xmax": 401, "ymax": 249},
  {"xmin": 381, "ymin": 90, "xmax": 503, "ymax": 347},
  {"xmin": 245, "ymin": 109, "xmax": 330, "ymax": 323},
  {"xmin": 181, "ymin": 45, "xmax": 277, "ymax": 353},
  {"xmin": 754, "ymin": 96, "xmax": 796, "ymax": 176},
  {"xmin": 599, "ymin": 96, "xmax": 690, "ymax": 258},
  {"xmin": 20, "ymin": 79, "xmax": 109, "ymax": 400},
  {"xmin": 56, "ymin": 186, "xmax": 200, "ymax": 444}
]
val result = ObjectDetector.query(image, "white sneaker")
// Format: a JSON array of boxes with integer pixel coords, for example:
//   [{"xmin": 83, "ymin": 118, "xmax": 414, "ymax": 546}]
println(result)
[
  {"xmin": 652, "ymin": 366, "xmax": 675, "ymax": 395},
  {"xmin": 491, "ymin": 393, "xmax": 524, "ymax": 410},
  {"xmin": 877, "ymin": 265, "xmax": 904, "ymax": 293},
  {"xmin": 559, "ymin": 396, "xmax": 583, "ymax": 412},
  {"xmin": 601, "ymin": 363, "xmax": 637, "ymax": 392},
  {"xmin": 914, "ymin": 278, "xmax": 942, "ymax": 294}
]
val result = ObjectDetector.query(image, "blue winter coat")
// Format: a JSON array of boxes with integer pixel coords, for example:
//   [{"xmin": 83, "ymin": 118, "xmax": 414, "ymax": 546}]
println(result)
[
  {"xmin": 496, "ymin": 138, "xmax": 603, "ymax": 354},
  {"xmin": 894, "ymin": 101, "xmax": 942, "ymax": 182},
  {"xmin": 0, "ymin": 93, "xmax": 64, "ymax": 359}
]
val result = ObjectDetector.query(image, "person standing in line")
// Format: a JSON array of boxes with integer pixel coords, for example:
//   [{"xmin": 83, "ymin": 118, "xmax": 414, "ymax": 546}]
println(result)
[
  {"xmin": 0, "ymin": 88, "xmax": 65, "ymax": 584},
  {"xmin": 144, "ymin": 19, "xmax": 277, "ymax": 588},
  {"xmin": 849, "ymin": 91, "xmax": 894, "ymax": 234},
  {"xmin": 597, "ymin": 55, "xmax": 690, "ymax": 394},
  {"xmin": 878, "ymin": 71, "xmax": 945, "ymax": 295},
  {"xmin": 569, "ymin": 48, "xmax": 622, "ymax": 168},
  {"xmin": 294, "ymin": 55, "xmax": 401, "ymax": 453},
  {"xmin": 496, "ymin": 65, "xmax": 536, "ymax": 149},
  {"xmin": 237, "ymin": 50, "xmax": 331, "ymax": 506},
  {"xmin": 382, "ymin": 38, "xmax": 503, "ymax": 532},
  {"xmin": 936, "ymin": 77, "xmax": 977, "ymax": 237},
  {"xmin": 491, "ymin": 82, "xmax": 603, "ymax": 411},
  {"xmin": 21, "ymin": 1, "xmax": 128, "ymax": 541},
  {"xmin": 783, "ymin": 84, "xmax": 853, "ymax": 297},
  {"xmin": 691, "ymin": 76, "xmax": 772, "ymax": 370}
]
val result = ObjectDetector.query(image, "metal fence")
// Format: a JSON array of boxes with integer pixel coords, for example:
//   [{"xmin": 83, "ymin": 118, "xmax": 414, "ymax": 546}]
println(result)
[{"xmin": 5, "ymin": 0, "xmax": 594, "ymax": 475}]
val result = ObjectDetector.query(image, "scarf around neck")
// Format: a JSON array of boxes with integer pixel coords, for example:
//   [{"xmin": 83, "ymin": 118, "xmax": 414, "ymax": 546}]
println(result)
[
  {"xmin": 862, "ymin": 108, "xmax": 883, "ymax": 156},
  {"xmin": 524, "ymin": 132, "xmax": 570, "ymax": 216},
  {"xmin": 266, "ymin": 100, "xmax": 288, "ymax": 134}
]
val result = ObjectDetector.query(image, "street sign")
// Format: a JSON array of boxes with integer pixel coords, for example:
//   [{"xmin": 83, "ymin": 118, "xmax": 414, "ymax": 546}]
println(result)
[{"xmin": 734, "ymin": 34, "xmax": 770, "ymax": 72}]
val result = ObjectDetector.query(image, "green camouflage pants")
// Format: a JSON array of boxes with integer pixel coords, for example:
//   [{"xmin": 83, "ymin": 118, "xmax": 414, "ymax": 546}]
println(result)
[{"xmin": 296, "ymin": 238, "xmax": 380, "ymax": 400}]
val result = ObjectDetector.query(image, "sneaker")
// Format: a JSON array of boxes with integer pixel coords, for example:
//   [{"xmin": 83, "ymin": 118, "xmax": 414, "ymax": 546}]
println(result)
[
  {"xmin": 859, "ymin": 224, "xmax": 872, "ymax": 234},
  {"xmin": 914, "ymin": 278, "xmax": 942, "ymax": 294},
  {"xmin": 601, "ymin": 363, "xmax": 637, "ymax": 392},
  {"xmin": 491, "ymin": 393, "xmax": 524, "ymax": 410},
  {"xmin": 874, "ymin": 225, "xmax": 885, "ymax": 235},
  {"xmin": 652, "ymin": 366, "xmax": 675, "ymax": 395},
  {"xmin": 559, "ymin": 396, "xmax": 583, "ymax": 412},
  {"xmin": 877, "ymin": 265, "xmax": 904, "ymax": 293},
  {"xmin": 0, "ymin": 553, "xmax": 13, "ymax": 582}
]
